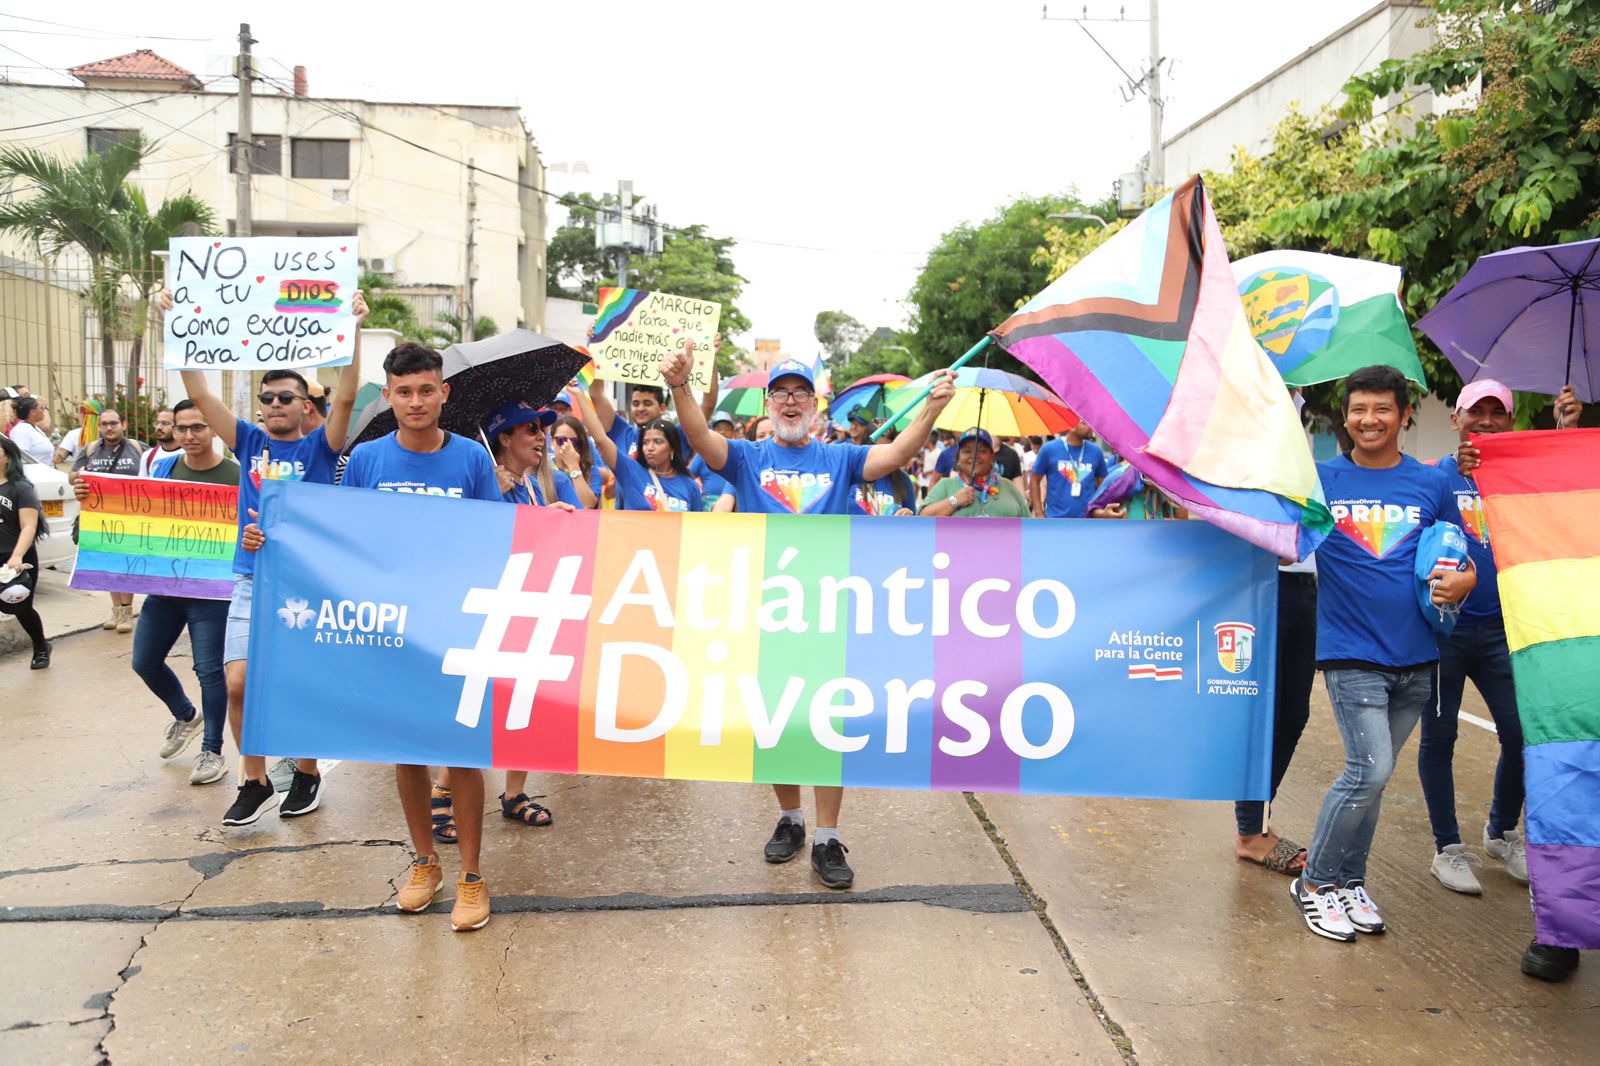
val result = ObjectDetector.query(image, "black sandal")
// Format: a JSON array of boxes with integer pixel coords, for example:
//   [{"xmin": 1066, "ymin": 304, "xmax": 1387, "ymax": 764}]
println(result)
[
  {"xmin": 431, "ymin": 784, "xmax": 458, "ymax": 844},
  {"xmin": 499, "ymin": 792, "xmax": 553, "ymax": 828}
]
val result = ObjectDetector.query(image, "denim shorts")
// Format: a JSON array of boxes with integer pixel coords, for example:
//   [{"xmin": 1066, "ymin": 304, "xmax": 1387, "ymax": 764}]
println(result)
[{"xmin": 223, "ymin": 574, "xmax": 253, "ymax": 664}]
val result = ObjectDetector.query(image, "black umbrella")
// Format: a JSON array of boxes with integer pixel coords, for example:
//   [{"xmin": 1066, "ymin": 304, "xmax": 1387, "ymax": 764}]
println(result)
[{"xmin": 346, "ymin": 329, "xmax": 590, "ymax": 451}]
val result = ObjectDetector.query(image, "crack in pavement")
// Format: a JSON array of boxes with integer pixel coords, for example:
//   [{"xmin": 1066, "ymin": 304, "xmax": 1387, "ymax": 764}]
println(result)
[
  {"xmin": 1, "ymin": 882, "xmax": 1028, "ymax": 924},
  {"xmin": 0, "ymin": 839, "xmax": 410, "ymax": 883}
]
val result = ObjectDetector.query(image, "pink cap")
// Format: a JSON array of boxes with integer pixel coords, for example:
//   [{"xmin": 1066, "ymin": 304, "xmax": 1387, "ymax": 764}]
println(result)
[{"xmin": 1455, "ymin": 379, "xmax": 1513, "ymax": 414}]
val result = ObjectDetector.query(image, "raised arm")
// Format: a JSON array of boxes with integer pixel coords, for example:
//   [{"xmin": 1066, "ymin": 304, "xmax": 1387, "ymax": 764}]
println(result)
[
  {"xmin": 159, "ymin": 289, "xmax": 239, "ymax": 449},
  {"xmin": 575, "ymin": 388, "xmax": 620, "ymax": 470},
  {"xmin": 662, "ymin": 340, "xmax": 727, "ymax": 471},
  {"xmin": 862, "ymin": 371, "xmax": 954, "ymax": 482},
  {"xmin": 323, "ymin": 289, "xmax": 368, "ymax": 450},
  {"xmin": 699, "ymin": 333, "xmax": 721, "ymax": 421}
]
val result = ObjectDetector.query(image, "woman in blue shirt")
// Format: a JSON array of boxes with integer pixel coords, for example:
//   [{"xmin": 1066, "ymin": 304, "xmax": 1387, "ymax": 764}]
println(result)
[
  {"xmin": 549, "ymin": 414, "xmax": 602, "ymax": 508},
  {"xmin": 578, "ymin": 391, "xmax": 702, "ymax": 513}
]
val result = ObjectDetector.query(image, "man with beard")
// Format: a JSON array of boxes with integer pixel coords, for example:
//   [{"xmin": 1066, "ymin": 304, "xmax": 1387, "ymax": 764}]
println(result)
[
  {"xmin": 138, "ymin": 408, "xmax": 181, "ymax": 477},
  {"xmin": 71, "ymin": 408, "xmax": 145, "ymax": 631},
  {"xmin": 667, "ymin": 345, "xmax": 953, "ymax": 889}
]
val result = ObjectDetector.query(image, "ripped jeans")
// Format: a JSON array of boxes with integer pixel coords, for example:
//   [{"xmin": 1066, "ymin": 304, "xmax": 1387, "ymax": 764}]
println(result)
[{"xmin": 1303, "ymin": 666, "xmax": 1436, "ymax": 888}]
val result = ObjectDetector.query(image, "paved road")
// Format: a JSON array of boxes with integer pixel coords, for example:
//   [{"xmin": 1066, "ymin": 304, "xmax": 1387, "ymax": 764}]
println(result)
[{"xmin": 1, "ymin": 627, "xmax": 1592, "ymax": 1064}]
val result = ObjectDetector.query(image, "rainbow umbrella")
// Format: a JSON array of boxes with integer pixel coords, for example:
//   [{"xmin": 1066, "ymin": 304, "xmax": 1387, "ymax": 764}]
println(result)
[
  {"xmin": 830, "ymin": 373, "xmax": 911, "ymax": 428},
  {"xmin": 881, "ymin": 367, "xmax": 1078, "ymax": 437},
  {"xmin": 712, "ymin": 369, "xmax": 768, "ymax": 418}
]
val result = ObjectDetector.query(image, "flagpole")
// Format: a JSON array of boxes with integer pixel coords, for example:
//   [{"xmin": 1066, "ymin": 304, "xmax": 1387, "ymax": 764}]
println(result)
[{"xmin": 869, "ymin": 335, "xmax": 991, "ymax": 442}]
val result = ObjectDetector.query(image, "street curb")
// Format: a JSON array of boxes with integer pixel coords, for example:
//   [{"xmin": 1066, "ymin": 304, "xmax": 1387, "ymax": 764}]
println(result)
[{"xmin": 0, "ymin": 617, "xmax": 124, "ymax": 658}]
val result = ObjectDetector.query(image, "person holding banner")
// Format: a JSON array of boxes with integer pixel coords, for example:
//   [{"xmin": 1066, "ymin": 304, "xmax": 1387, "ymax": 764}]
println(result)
[
  {"xmin": 665, "ymin": 344, "xmax": 954, "ymax": 888},
  {"xmin": 336, "ymin": 342, "xmax": 504, "ymax": 932},
  {"xmin": 71, "ymin": 409, "xmax": 146, "ymax": 633},
  {"xmin": 918, "ymin": 429, "xmax": 1030, "ymax": 519},
  {"xmin": 577, "ymin": 391, "xmax": 703, "ymax": 513},
  {"xmin": 1290, "ymin": 365, "xmax": 1476, "ymax": 943},
  {"xmin": 126, "ymin": 400, "xmax": 240, "ymax": 785},
  {"xmin": 486, "ymin": 402, "xmax": 568, "ymax": 509},
  {"xmin": 158, "ymin": 286, "xmax": 366, "ymax": 828}
]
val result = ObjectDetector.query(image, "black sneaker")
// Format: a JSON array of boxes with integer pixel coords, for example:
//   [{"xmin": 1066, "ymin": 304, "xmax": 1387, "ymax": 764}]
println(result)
[
  {"xmin": 29, "ymin": 642, "xmax": 50, "ymax": 670},
  {"xmin": 222, "ymin": 778, "xmax": 279, "ymax": 826},
  {"xmin": 1521, "ymin": 938, "xmax": 1580, "ymax": 982},
  {"xmin": 764, "ymin": 819, "xmax": 805, "ymax": 864},
  {"xmin": 811, "ymin": 839, "xmax": 854, "ymax": 889},
  {"xmin": 279, "ymin": 770, "xmax": 323, "ymax": 817}
]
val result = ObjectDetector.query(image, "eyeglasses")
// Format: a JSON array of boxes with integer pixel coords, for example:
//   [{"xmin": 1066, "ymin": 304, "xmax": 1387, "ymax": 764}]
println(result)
[
  {"xmin": 258, "ymin": 391, "xmax": 306, "ymax": 407},
  {"xmin": 172, "ymin": 423, "xmax": 208, "ymax": 435},
  {"xmin": 769, "ymin": 389, "xmax": 814, "ymax": 403}
]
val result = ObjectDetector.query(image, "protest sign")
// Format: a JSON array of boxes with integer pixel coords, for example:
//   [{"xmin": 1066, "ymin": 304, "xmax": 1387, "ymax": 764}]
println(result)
[
  {"xmin": 590, "ymin": 288, "xmax": 720, "ymax": 389},
  {"xmin": 246, "ymin": 482, "xmax": 1277, "ymax": 799},
  {"xmin": 69, "ymin": 473, "xmax": 237, "ymax": 600},
  {"xmin": 163, "ymin": 236, "xmax": 359, "ymax": 371}
]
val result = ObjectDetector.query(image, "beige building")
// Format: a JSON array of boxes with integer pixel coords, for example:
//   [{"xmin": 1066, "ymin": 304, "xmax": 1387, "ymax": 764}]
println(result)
[{"xmin": 0, "ymin": 49, "xmax": 547, "ymax": 410}]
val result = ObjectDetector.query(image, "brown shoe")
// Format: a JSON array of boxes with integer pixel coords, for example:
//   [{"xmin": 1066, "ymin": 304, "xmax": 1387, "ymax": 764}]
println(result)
[
  {"xmin": 395, "ymin": 857, "xmax": 443, "ymax": 913},
  {"xmin": 115, "ymin": 604, "xmax": 133, "ymax": 633},
  {"xmin": 451, "ymin": 874, "xmax": 491, "ymax": 931},
  {"xmin": 101, "ymin": 608, "xmax": 118, "ymax": 631}
]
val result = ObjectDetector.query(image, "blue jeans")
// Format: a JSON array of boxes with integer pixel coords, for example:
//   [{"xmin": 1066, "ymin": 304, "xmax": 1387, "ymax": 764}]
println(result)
[
  {"xmin": 131, "ymin": 594, "xmax": 229, "ymax": 755},
  {"xmin": 1417, "ymin": 621, "xmax": 1525, "ymax": 850},
  {"xmin": 1304, "ymin": 666, "xmax": 1436, "ymax": 888},
  {"xmin": 1235, "ymin": 572, "xmax": 1317, "ymax": 836}
]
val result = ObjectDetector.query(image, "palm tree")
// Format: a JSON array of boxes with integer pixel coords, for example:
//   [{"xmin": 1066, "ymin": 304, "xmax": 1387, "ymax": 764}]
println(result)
[
  {"xmin": 114, "ymin": 186, "xmax": 215, "ymax": 396},
  {"xmin": 0, "ymin": 134, "xmax": 142, "ymax": 392},
  {"xmin": 427, "ymin": 310, "xmax": 499, "ymax": 347}
]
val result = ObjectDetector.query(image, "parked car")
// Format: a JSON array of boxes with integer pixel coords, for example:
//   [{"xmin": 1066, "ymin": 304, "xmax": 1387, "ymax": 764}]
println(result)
[{"xmin": 23, "ymin": 462, "xmax": 79, "ymax": 571}]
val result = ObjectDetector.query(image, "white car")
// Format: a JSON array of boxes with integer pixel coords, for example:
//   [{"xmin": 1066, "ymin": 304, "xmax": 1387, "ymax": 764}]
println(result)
[{"xmin": 22, "ymin": 462, "xmax": 79, "ymax": 571}]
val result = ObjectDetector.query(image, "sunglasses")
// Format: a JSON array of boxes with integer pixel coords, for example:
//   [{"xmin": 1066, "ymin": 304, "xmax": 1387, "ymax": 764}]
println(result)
[{"xmin": 259, "ymin": 391, "xmax": 306, "ymax": 407}]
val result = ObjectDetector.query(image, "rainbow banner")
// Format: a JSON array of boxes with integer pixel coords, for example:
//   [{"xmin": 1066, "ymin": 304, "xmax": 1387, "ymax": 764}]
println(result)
[
  {"xmin": 69, "ymin": 473, "xmax": 238, "ymax": 600},
  {"xmin": 1475, "ymin": 429, "xmax": 1600, "ymax": 949},
  {"xmin": 246, "ymin": 482, "xmax": 1278, "ymax": 799},
  {"xmin": 273, "ymin": 278, "xmax": 342, "ymax": 313}
]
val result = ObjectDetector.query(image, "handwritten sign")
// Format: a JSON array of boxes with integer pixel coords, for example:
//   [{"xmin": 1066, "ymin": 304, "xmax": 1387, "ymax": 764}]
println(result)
[
  {"xmin": 590, "ymin": 287, "xmax": 720, "ymax": 388},
  {"xmin": 69, "ymin": 473, "xmax": 238, "ymax": 600},
  {"xmin": 163, "ymin": 236, "xmax": 359, "ymax": 371}
]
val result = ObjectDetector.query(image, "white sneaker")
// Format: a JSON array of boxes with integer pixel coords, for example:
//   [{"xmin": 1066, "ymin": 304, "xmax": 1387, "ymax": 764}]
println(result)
[
  {"xmin": 1290, "ymin": 877, "xmax": 1356, "ymax": 942},
  {"xmin": 158, "ymin": 714, "xmax": 204, "ymax": 760},
  {"xmin": 1431, "ymin": 843, "xmax": 1484, "ymax": 894},
  {"xmin": 1483, "ymin": 825, "xmax": 1529, "ymax": 883},
  {"xmin": 190, "ymin": 750, "xmax": 227, "ymax": 785},
  {"xmin": 1337, "ymin": 880, "xmax": 1386, "ymax": 934}
]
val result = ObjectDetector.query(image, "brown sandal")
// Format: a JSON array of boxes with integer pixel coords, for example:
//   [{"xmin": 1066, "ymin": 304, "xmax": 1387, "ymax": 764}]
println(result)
[{"xmin": 1240, "ymin": 835, "xmax": 1306, "ymax": 875}]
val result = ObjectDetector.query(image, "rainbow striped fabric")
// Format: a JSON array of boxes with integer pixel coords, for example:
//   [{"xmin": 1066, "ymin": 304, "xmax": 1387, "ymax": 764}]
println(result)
[
  {"xmin": 1475, "ymin": 429, "xmax": 1600, "ymax": 949},
  {"xmin": 991, "ymin": 176, "xmax": 1330, "ymax": 560},
  {"xmin": 69, "ymin": 473, "xmax": 237, "ymax": 600}
]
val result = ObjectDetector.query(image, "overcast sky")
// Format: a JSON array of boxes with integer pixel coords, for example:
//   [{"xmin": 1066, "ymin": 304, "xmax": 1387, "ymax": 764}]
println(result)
[{"xmin": 2, "ymin": 0, "xmax": 1378, "ymax": 357}]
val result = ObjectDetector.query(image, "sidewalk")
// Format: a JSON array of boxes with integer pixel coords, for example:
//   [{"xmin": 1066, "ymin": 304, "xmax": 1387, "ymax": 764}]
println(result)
[{"xmin": 0, "ymin": 567, "xmax": 143, "ymax": 657}]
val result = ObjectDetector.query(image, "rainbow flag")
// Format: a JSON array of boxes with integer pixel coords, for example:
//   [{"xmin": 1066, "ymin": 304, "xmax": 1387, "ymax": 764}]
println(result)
[
  {"xmin": 990, "ymin": 176, "xmax": 1330, "ymax": 560},
  {"xmin": 592, "ymin": 287, "xmax": 649, "ymax": 344},
  {"xmin": 573, "ymin": 353, "xmax": 596, "ymax": 390},
  {"xmin": 273, "ymin": 279, "xmax": 342, "ymax": 313},
  {"xmin": 69, "ymin": 473, "xmax": 237, "ymax": 600},
  {"xmin": 1475, "ymin": 429, "xmax": 1600, "ymax": 949},
  {"xmin": 246, "ymin": 482, "xmax": 1278, "ymax": 800}
]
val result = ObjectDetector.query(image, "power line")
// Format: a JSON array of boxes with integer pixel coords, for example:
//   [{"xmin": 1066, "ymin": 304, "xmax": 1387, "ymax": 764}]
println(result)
[{"xmin": 0, "ymin": 12, "xmax": 219, "ymax": 42}]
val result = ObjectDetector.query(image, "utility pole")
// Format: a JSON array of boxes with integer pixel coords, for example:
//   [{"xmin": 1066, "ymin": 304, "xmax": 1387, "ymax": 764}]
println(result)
[
  {"xmin": 614, "ymin": 180, "xmax": 633, "ymax": 289},
  {"xmin": 1147, "ymin": 0, "xmax": 1163, "ymax": 194},
  {"xmin": 231, "ymin": 23, "xmax": 256, "ymax": 417},
  {"xmin": 463, "ymin": 159, "xmax": 477, "ymax": 343}
]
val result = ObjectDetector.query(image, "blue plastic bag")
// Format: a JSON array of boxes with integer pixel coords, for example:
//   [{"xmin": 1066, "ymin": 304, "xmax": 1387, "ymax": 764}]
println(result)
[{"xmin": 1414, "ymin": 521, "xmax": 1471, "ymax": 636}]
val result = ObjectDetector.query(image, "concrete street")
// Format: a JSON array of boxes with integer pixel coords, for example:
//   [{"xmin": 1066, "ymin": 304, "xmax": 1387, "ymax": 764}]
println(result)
[{"xmin": 1, "ymin": 577, "xmax": 1594, "ymax": 1064}]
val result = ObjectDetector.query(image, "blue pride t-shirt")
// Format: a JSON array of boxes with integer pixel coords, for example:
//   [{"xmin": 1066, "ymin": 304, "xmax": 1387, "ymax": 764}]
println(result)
[
  {"xmin": 608, "ymin": 416, "xmax": 697, "ymax": 466},
  {"xmin": 1035, "ymin": 438, "xmax": 1108, "ymax": 518},
  {"xmin": 854, "ymin": 474, "xmax": 916, "ymax": 516},
  {"xmin": 342, "ymin": 431, "xmax": 501, "ymax": 503},
  {"xmin": 611, "ymin": 454, "xmax": 702, "ymax": 513},
  {"xmin": 233, "ymin": 418, "xmax": 339, "ymax": 576},
  {"xmin": 689, "ymin": 453, "xmax": 732, "ymax": 511},
  {"xmin": 502, "ymin": 471, "xmax": 585, "ymax": 508},
  {"xmin": 1434, "ymin": 455, "xmax": 1500, "ymax": 625},
  {"xmin": 716, "ymin": 438, "xmax": 871, "ymax": 516},
  {"xmin": 1316, "ymin": 453, "xmax": 1463, "ymax": 669}
]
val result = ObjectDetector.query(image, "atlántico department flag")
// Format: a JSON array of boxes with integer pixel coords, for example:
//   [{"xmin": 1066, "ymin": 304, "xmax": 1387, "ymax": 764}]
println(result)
[
  {"xmin": 244, "ymin": 482, "xmax": 1279, "ymax": 800},
  {"xmin": 1231, "ymin": 250, "xmax": 1426, "ymax": 388},
  {"xmin": 1475, "ymin": 428, "xmax": 1600, "ymax": 949}
]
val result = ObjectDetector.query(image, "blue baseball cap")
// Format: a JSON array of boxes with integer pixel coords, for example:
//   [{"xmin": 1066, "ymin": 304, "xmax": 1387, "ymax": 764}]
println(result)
[
  {"xmin": 957, "ymin": 427, "xmax": 994, "ymax": 449},
  {"xmin": 768, "ymin": 358, "xmax": 815, "ymax": 392},
  {"xmin": 847, "ymin": 406, "xmax": 877, "ymax": 427},
  {"xmin": 485, "ymin": 401, "xmax": 557, "ymax": 441}
]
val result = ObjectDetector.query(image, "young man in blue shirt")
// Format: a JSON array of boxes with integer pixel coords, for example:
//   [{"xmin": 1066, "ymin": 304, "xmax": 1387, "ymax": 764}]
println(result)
[
  {"xmin": 668, "ymin": 345, "xmax": 953, "ymax": 889},
  {"xmin": 1291, "ymin": 365, "xmax": 1476, "ymax": 942},
  {"xmin": 341, "ymin": 343, "xmax": 502, "ymax": 931},
  {"xmin": 1031, "ymin": 423, "xmax": 1109, "ymax": 518},
  {"xmin": 164, "ymin": 288, "xmax": 366, "ymax": 828}
]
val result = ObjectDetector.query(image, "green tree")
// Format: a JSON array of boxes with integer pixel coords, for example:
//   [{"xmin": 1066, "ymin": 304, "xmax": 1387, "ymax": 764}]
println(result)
[
  {"xmin": 0, "ymin": 134, "xmax": 144, "ymax": 394},
  {"xmin": 545, "ymin": 192, "xmax": 615, "ymax": 300},
  {"xmin": 426, "ymin": 311, "xmax": 499, "ymax": 348},
  {"xmin": 813, "ymin": 310, "xmax": 868, "ymax": 363},
  {"xmin": 631, "ymin": 224, "xmax": 752, "ymax": 376},
  {"xmin": 115, "ymin": 185, "xmax": 216, "ymax": 397},
  {"xmin": 906, "ymin": 193, "xmax": 1103, "ymax": 378}
]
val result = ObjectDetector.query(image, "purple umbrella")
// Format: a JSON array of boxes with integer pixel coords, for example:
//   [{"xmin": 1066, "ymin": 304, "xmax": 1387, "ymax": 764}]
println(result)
[{"xmin": 1417, "ymin": 237, "xmax": 1600, "ymax": 403}]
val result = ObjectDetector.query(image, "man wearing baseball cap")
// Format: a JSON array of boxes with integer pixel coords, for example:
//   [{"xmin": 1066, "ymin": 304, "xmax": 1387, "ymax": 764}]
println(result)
[
  {"xmin": 664, "ymin": 344, "xmax": 954, "ymax": 889},
  {"xmin": 1419, "ymin": 378, "xmax": 1584, "ymax": 979}
]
